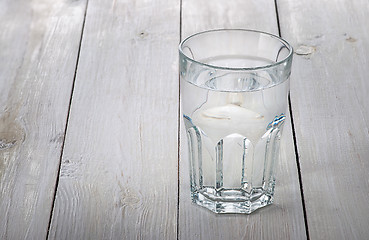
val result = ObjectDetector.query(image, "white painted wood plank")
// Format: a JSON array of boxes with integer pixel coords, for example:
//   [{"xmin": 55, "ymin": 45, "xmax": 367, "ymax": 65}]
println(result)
[
  {"xmin": 278, "ymin": 0, "xmax": 369, "ymax": 239},
  {"xmin": 179, "ymin": 0, "xmax": 306, "ymax": 239},
  {"xmin": 48, "ymin": 0, "xmax": 180, "ymax": 239},
  {"xmin": 0, "ymin": 0, "xmax": 87, "ymax": 239}
]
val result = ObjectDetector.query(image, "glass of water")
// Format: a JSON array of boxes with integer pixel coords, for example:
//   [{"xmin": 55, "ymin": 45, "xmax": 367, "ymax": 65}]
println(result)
[{"xmin": 179, "ymin": 29, "xmax": 293, "ymax": 214}]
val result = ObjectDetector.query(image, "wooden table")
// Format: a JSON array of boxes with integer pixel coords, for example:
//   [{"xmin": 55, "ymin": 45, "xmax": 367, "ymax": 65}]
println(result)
[{"xmin": 1, "ymin": 0, "xmax": 369, "ymax": 239}]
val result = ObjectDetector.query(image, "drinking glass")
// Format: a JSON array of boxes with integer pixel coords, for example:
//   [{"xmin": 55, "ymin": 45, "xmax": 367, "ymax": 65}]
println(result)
[{"xmin": 179, "ymin": 29, "xmax": 293, "ymax": 214}]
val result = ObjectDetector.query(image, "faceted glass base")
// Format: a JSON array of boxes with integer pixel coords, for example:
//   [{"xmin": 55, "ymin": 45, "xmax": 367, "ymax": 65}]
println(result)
[{"xmin": 191, "ymin": 190, "xmax": 274, "ymax": 214}]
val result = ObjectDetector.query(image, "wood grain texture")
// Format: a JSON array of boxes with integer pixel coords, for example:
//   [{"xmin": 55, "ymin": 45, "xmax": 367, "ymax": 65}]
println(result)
[
  {"xmin": 0, "ymin": 0, "xmax": 87, "ymax": 239},
  {"xmin": 179, "ymin": 0, "xmax": 306, "ymax": 239},
  {"xmin": 277, "ymin": 0, "xmax": 369, "ymax": 239},
  {"xmin": 48, "ymin": 0, "xmax": 180, "ymax": 239}
]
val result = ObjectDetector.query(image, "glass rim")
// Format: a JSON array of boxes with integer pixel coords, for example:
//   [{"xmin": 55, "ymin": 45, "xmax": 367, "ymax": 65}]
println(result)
[{"xmin": 179, "ymin": 28, "xmax": 293, "ymax": 71}]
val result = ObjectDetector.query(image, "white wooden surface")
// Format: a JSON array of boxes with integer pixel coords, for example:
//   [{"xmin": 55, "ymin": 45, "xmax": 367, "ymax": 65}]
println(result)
[
  {"xmin": 0, "ymin": 0, "xmax": 87, "ymax": 239},
  {"xmin": 179, "ymin": 0, "xmax": 306, "ymax": 239},
  {"xmin": 278, "ymin": 0, "xmax": 369, "ymax": 239},
  {"xmin": 1, "ymin": 0, "xmax": 369, "ymax": 239},
  {"xmin": 48, "ymin": 0, "xmax": 180, "ymax": 239}
]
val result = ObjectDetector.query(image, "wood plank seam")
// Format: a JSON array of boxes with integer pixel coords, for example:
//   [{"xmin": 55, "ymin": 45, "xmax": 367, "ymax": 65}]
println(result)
[
  {"xmin": 275, "ymin": 0, "xmax": 310, "ymax": 239},
  {"xmin": 288, "ymin": 95, "xmax": 310, "ymax": 240},
  {"xmin": 177, "ymin": 1, "xmax": 183, "ymax": 239},
  {"xmin": 45, "ymin": 1, "xmax": 90, "ymax": 239}
]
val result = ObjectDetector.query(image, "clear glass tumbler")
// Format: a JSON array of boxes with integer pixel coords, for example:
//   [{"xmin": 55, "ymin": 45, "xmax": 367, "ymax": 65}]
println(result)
[{"xmin": 179, "ymin": 29, "xmax": 293, "ymax": 214}]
